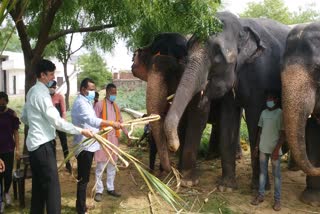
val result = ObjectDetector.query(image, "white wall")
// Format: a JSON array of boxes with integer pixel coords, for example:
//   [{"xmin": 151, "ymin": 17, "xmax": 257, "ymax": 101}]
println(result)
[{"xmin": 1, "ymin": 51, "xmax": 78, "ymax": 95}]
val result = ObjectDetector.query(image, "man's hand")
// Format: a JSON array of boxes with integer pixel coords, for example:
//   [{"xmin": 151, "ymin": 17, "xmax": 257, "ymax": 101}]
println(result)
[
  {"xmin": 81, "ymin": 129, "xmax": 94, "ymax": 138},
  {"xmin": 112, "ymin": 121, "xmax": 121, "ymax": 129},
  {"xmin": 0, "ymin": 159, "xmax": 5, "ymax": 173},
  {"xmin": 271, "ymin": 149, "xmax": 279, "ymax": 160}
]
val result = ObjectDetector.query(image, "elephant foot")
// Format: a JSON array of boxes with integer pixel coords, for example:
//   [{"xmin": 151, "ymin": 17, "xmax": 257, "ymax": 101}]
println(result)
[
  {"xmin": 180, "ymin": 169, "xmax": 200, "ymax": 187},
  {"xmin": 300, "ymin": 189, "xmax": 320, "ymax": 207},
  {"xmin": 216, "ymin": 177, "xmax": 237, "ymax": 191}
]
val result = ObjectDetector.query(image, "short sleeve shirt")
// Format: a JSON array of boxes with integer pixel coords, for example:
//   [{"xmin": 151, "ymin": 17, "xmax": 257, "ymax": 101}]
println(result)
[{"xmin": 258, "ymin": 108, "xmax": 283, "ymax": 155}]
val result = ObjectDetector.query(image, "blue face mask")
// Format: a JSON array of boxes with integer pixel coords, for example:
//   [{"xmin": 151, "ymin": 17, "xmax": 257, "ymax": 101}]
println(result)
[
  {"xmin": 266, "ymin": 101, "xmax": 275, "ymax": 108},
  {"xmin": 86, "ymin": 90, "xmax": 95, "ymax": 102},
  {"xmin": 46, "ymin": 80, "xmax": 55, "ymax": 88},
  {"xmin": 109, "ymin": 95, "xmax": 116, "ymax": 102}
]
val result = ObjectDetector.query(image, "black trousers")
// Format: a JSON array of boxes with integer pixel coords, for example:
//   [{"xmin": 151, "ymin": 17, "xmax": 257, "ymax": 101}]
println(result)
[
  {"xmin": 56, "ymin": 130, "xmax": 70, "ymax": 160},
  {"xmin": 76, "ymin": 151, "xmax": 94, "ymax": 214},
  {"xmin": 29, "ymin": 141, "xmax": 61, "ymax": 214},
  {"xmin": 0, "ymin": 151, "xmax": 14, "ymax": 197}
]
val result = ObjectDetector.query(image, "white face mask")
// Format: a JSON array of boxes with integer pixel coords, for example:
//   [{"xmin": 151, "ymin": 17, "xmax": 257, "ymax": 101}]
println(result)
[
  {"xmin": 266, "ymin": 101, "xmax": 275, "ymax": 108},
  {"xmin": 49, "ymin": 88, "xmax": 55, "ymax": 95}
]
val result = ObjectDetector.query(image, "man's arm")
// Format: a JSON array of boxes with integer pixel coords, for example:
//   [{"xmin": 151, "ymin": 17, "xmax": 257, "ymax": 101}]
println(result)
[
  {"xmin": 271, "ymin": 130, "xmax": 285, "ymax": 160},
  {"xmin": 254, "ymin": 127, "xmax": 262, "ymax": 157},
  {"xmin": 21, "ymin": 105, "xmax": 28, "ymax": 126},
  {"xmin": 0, "ymin": 159, "xmax": 5, "ymax": 173},
  {"xmin": 13, "ymin": 129, "xmax": 20, "ymax": 160},
  {"xmin": 59, "ymin": 94, "xmax": 67, "ymax": 119}
]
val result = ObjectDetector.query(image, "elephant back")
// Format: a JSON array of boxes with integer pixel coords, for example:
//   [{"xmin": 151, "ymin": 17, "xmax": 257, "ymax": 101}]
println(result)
[{"xmin": 150, "ymin": 33, "xmax": 188, "ymax": 60}]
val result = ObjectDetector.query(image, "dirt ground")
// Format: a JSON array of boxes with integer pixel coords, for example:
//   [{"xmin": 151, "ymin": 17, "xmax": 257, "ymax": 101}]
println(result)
[{"xmin": 5, "ymin": 141, "xmax": 320, "ymax": 214}]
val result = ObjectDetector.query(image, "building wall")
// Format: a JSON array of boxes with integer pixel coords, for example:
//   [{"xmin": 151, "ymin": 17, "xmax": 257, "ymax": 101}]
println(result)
[
  {"xmin": 113, "ymin": 79, "xmax": 146, "ymax": 90},
  {"xmin": 0, "ymin": 51, "xmax": 79, "ymax": 95}
]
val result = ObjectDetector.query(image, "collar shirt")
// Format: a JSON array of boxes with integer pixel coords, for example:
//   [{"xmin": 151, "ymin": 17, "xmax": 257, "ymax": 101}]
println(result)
[
  {"xmin": 71, "ymin": 94, "xmax": 102, "ymax": 153},
  {"xmin": 21, "ymin": 81, "xmax": 81, "ymax": 152}
]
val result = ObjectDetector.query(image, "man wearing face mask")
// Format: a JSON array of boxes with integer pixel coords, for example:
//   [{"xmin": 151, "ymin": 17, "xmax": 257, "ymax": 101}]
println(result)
[
  {"xmin": 0, "ymin": 91, "xmax": 20, "ymax": 212},
  {"xmin": 71, "ymin": 79, "xmax": 122, "ymax": 214},
  {"xmin": 49, "ymin": 80, "xmax": 72, "ymax": 173},
  {"xmin": 93, "ymin": 83, "xmax": 131, "ymax": 202},
  {"xmin": 21, "ymin": 59, "xmax": 93, "ymax": 214},
  {"xmin": 251, "ymin": 91, "xmax": 285, "ymax": 211}
]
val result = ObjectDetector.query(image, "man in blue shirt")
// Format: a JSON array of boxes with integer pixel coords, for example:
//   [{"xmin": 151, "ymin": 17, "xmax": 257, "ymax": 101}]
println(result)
[
  {"xmin": 71, "ymin": 78, "xmax": 121, "ymax": 214},
  {"xmin": 21, "ymin": 59, "xmax": 93, "ymax": 214}
]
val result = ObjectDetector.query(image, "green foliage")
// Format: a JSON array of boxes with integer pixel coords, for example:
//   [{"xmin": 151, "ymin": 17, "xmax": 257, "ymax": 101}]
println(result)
[
  {"xmin": 240, "ymin": 118, "xmax": 249, "ymax": 143},
  {"xmin": 0, "ymin": 22, "xmax": 21, "ymax": 52},
  {"xmin": 201, "ymin": 195, "xmax": 233, "ymax": 214},
  {"xmin": 241, "ymin": 0, "xmax": 319, "ymax": 24},
  {"xmin": 77, "ymin": 50, "xmax": 112, "ymax": 90},
  {"xmin": 198, "ymin": 124, "xmax": 212, "ymax": 157},
  {"xmin": 116, "ymin": 85, "xmax": 146, "ymax": 110},
  {"xmin": 122, "ymin": 0, "xmax": 222, "ymax": 48}
]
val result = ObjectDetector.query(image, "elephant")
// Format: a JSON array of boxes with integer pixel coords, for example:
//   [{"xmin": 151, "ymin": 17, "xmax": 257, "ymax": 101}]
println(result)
[
  {"xmin": 164, "ymin": 12, "xmax": 290, "ymax": 190},
  {"xmin": 281, "ymin": 22, "xmax": 320, "ymax": 206},
  {"xmin": 131, "ymin": 33, "xmax": 190, "ymax": 173},
  {"xmin": 131, "ymin": 33, "xmax": 239, "ymax": 178}
]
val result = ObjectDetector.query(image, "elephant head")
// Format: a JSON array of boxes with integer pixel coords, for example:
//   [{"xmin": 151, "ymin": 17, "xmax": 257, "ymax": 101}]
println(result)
[
  {"xmin": 164, "ymin": 12, "xmax": 266, "ymax": 152},
  {"xmin": 281, "ymin": 22, "xmax": 320, "ymax": 176},
  {"xmin": 131, "ymin": 33, "xmax": 188, "ymax": 172}
]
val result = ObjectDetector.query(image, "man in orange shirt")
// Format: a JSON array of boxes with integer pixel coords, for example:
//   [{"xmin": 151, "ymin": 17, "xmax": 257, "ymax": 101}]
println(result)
[
  {"xmin": 93, "ymin": 83, "xmax": 130, "ymax": 202},
  {"xmin": 49, "ymin": 80, "xmax": 72, "ymax": 173}
]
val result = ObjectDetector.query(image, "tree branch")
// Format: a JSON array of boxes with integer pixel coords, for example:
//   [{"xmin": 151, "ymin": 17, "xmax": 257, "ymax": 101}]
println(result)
[
  {"xmin": 33, "ymin": 0, "xmax": 63, "ymax": 59},
  {"xmin": 46, "ymin": 23, "xmax": 116, "ymax": 43},
  {"xmin": 9, "ymin": 1, "xmax": 33, "ymax": 59}
]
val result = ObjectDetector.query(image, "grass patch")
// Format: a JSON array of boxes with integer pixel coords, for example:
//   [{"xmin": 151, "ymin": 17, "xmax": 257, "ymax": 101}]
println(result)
[{"xmin": 201, "ymin": 195, "xmax": 234, "ymax": 214}]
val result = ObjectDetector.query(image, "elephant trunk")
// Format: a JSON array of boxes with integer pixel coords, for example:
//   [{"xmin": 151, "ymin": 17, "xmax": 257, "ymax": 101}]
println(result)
[
  {"xmin": 146, "ymin": 68, "xmax": 171, "ymax": 172},
  {"xmin": 281, "ymin": 64, "xmax": 320, "ymax": 176},
  {"xmin": 164, "ymin": 45, "xmax": 208, "ymax": 152}
]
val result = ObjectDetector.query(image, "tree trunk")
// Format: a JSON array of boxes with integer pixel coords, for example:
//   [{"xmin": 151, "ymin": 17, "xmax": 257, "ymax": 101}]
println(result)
[{"xmin": 63, "ymin": 61, "xmax": 70, "ymax": 110}]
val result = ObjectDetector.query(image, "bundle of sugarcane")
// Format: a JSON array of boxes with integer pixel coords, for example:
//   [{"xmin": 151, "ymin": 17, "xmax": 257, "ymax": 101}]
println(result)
[{"xmin": 59, "ymin": 114, "xmax": 186, "ymax": 212}]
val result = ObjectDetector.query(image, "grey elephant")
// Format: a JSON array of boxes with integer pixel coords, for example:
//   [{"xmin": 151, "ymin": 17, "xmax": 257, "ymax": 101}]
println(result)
[
  {"xmin": 131, "ymin": 33, "xmax": 191, "ymax": 172},
  {"xmin": 281, "ymin": 22, "xmax": 320, "ymax": 206},
  {"xmin": 164, "ymin": 12, "xmax": 290, "ymax": 189},
  {"xmin": 131, "ymin": 33, "xmax": 243, "ymax": 179}
]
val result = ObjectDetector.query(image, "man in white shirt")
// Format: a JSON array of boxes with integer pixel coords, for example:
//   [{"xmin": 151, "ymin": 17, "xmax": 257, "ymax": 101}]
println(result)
[
  {"xmin": 21, "ymin": 59, "xmax": 93, "ymax": 214},
  {"xmin": 71, "ymin": 78, "xmax": 121, "ymax": 214}
]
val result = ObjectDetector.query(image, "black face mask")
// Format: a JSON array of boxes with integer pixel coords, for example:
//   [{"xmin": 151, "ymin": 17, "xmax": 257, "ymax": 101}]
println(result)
[{"xmin": 0, "ymin": 105, "xmax": 6, "ymax": 112}]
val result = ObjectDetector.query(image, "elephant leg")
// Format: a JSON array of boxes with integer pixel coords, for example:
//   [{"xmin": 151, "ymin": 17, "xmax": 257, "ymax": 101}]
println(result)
[
  {"xmin": 206, "ymin": 126, "xmax": 220, "ymax": 159},
  {"xmin": 206, "ymin": 102, "xmax": 221, "ymax": 160},
  {"xmin": 179, "ymin": 94, "xmax": 209, "ymax": 187},
  {"xmin": 287, "ymin": 151, "xmax": 300, "ymax": 171},
  {"xmin": 217, "ymin": 91, "xmax": 240, "ymax": 191},
  {"xmin": 244, "ymin": 96, "xmax": 270, "ymax": 190},
  {"xmin": 301, "ymin": 118, "xmax": 320, "ymax": 206}
]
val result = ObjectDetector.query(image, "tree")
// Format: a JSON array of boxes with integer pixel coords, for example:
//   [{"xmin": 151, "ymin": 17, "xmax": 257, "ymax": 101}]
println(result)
[
  {"xmin": 7, "ymin": 0, "xmax": 222, "ymax": 98},
  {"xmin": 6, "ymin": 0, "xmax": 221, "ymax": 153},
  {"xmin": 78, "ymin": 50, "xmax": 112, "ymax": 90},
  {"xmin": 44, "ymin": 32, "xmax": 83, "ymax": 110},
  {"xmin": 240, "ymin": 0, "xmax": 319, "ymax": 25},
  {"xmin": 0, "ymin": 22, "xmax": 21, "ymax": 52}
]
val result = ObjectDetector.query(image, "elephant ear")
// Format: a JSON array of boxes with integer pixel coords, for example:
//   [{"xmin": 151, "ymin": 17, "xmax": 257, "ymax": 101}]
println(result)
[{"xmin": 237, "ymin": 26, "xmax": 266, "ymax": 68}]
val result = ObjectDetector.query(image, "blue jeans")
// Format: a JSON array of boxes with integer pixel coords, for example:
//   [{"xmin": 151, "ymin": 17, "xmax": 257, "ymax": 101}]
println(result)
[{"xmin": 259, "ymin": 152, "xmax": 281, "ymax": 201}]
